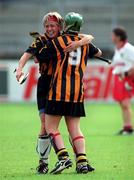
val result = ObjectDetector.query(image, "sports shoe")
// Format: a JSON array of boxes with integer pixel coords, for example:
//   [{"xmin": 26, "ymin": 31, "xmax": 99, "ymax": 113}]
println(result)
[
  {"xmin": 118, "ymin": 129, "xmax": 134, "ymax": 135},
  {"xmin": 87, "ymin": 164, "xmax": 95, "ymax": 172},
  {"xmin": 36, "ymin": 160, "xmax": 49, "ymax": 174},
  {"xmin": 50, "ymin": 158, "xmax": 72, "ymax": 174},
  {"xmin": 76, "ymin": 163, "xmax": 95, "ymax": 174}
]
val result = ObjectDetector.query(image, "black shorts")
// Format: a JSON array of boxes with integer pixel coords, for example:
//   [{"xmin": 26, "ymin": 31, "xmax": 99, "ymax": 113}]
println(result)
[
  {"xmin": 37, "ymin": 75, "xmax": 51, "ymax": 113},
  {"xmin": 45, "ymin": 100, "xmax": 85, "ymax": 117}
]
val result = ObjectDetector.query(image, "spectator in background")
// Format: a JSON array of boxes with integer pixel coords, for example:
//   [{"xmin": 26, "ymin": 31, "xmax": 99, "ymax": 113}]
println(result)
[{"xmin": 111, "ymin": 27, "xmax": 134, "ymax": 135}]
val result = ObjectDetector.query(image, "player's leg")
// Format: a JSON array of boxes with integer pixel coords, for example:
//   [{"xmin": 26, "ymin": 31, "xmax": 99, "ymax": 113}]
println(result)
[
  {"xmin": 113, "ymin": 75, "xmax": 133, "ymax": 135},
  {"xmin": 65, "ymin": 117, "xmax": 94, "ymax": 174},
  {"xmin": 36, "ymin": 112, "xmax": 51, "ymax": 174},
  {"xmin": 39, "ymin": 112, "xmax": 46, "ymax": 135},
  {"xmin": 45, "ymin": 114, "xmax": 72, "ymax": 174},
  {"xmin": 36, "ymin": 76, "xmax": 51, "ymax": 174},
  {"xmin": 119, "ymin": 98, "xmax": 133, "ymax": 135}
]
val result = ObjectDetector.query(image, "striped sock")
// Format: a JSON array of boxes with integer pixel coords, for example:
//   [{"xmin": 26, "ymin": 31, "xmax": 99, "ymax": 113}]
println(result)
[
  {"xmin": 56, "ymin": 148, "xmax": 69, "ymax": 160},
  {"xmin": 76, "ymin": 153, "xmax": 88, "ymax": 165}
]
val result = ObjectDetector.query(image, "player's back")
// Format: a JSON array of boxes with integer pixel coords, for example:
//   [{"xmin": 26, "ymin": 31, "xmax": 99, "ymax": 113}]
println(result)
[
  {"xmin": 48, "ymin": 33, "xmax": 89, "ymax": 102},
  {"xmin": 52, "ymin": 33, "xmax": 88, "ymax": 65}
]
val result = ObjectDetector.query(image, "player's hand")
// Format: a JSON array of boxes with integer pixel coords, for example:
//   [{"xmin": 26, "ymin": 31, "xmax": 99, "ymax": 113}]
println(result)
[
  {"xmin": 33, "ymin": 56, "xmax": 39, "ymax": 63},
  {"xmin": 119, "ymin": 73, "xmax": 125, "ymax": 80},
  {"xmin": 64, "ymin": 41, "xmax": 80, "ymax": 53},
  {"xmin": 16, "ymin": 69, "xmax": 24, "ymax": 81},
  {"xmin": 128, "ymin": 66, "xmax": 134, "ymax": 76},
  {"xmin": 64, "ymin": 34, "xmax": 94, "ymax": 53}
]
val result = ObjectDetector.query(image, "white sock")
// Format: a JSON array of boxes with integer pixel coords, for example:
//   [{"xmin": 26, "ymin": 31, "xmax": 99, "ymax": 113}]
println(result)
[{"xmin": 36, "ymin": 135, "xmax": 51, "ymax": 164}]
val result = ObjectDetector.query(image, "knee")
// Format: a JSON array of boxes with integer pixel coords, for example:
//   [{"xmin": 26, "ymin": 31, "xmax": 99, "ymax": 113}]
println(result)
[
  {"xmin": 67, "ymin": 123, "xmax": 82, "ymax": 139},
  {"xmin": 120, "ymin": 101, "xmax": 130, "ymax": 110},
  {"xmin": 45, "ymin": 125, "xmax": 55, "ymax": 135},
  {"xmin": 65, "ymin": 117, "xmax": 82, "ymax": 138}
]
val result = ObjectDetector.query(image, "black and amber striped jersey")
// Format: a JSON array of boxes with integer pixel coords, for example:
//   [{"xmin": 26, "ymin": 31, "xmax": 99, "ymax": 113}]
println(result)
[
  {"xmin": 38, "ymin": 33, "xmax": 99, "ymax": 102},
  {"xmin": 26, "ymin": 33, "xmax": 52, "ymax": 76}
]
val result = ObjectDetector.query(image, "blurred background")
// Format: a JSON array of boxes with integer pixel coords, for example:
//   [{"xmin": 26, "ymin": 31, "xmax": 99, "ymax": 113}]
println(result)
[{"xmin": 0, "ymin": 0, "xmax": 134, "ymax": 102}]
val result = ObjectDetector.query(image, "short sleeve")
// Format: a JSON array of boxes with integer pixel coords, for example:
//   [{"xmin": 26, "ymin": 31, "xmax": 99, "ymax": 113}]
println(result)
[
  {"xmin": 25, "ymin": 37, "xmax": 44, "ymax": 56},
  {"xmin": 125, "ymin": 46, "xmax": 134, "ymax": 63},
  {"xmin": 88, "ymin": 43, "xmax": 99, "ymax": 58},
  {"xmin": 36, "ymin": 40, "xmax": 55, "ymax": 63}
]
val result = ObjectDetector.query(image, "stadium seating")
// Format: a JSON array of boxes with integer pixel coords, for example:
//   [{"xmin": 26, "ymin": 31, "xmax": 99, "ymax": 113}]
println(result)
[{"xmin": 0, "ymin": 0, "xmax": 134, "ymax": 57}]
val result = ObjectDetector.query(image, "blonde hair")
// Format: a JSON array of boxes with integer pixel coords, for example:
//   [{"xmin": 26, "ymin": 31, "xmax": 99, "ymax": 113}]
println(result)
[{"xmin": 42, "ymin": 12, "xmax": 63, "ymax": 27}]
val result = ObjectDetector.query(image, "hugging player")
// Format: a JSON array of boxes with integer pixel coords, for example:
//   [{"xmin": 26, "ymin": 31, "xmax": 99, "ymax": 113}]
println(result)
[
  {"xmin": 16, "ymin": 12, "xmax": 94, "ymax": 174},
  {"xmin": 37, "ymin": 12, "xmax": 102, "ymax": 174},
  {"xmin": 16, "ymin": 12, "xmax": 64, "ymax": 174}
]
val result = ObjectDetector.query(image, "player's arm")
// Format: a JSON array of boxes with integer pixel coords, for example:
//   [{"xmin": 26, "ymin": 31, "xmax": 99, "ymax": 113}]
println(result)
[
  {"xmin": 16, "ymin": 52, "xmax": 32, "ymax": 81},
  {"xmin": 88, "ymin": 43, "xmax": 102, "ymax": 58},
  {"xmin": 64, "ymin": 34, "xmax": 94, "ymax": 52},
  {"xmin": 16, "ymin": 35, "xmax": 43, "ymax": 81},
  {"xmin": 128, "ymin": 66, "xmax": 134, "ymax": 76}
]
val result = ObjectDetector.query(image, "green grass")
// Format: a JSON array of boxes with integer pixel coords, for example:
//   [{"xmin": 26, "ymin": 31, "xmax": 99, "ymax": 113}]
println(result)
[{"xmin": 0, "ymin": 103, "xmax": 134, "ymax": 180}]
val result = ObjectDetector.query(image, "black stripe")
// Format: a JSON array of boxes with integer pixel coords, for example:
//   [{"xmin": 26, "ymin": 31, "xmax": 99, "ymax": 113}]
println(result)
[
  {"xmin": 54, "ymin": 38, "xmax": 65, "ymax": 60},
  {"xmin": 51, "ymin": 56, "xmax": 59, "ymax": 101},
  {"xmin": 70, "ymin": 65, "xmax": 76, "ymax": 102},
  {"xmin": 69, "ymin": 35, "xmax": 76, "ymax": 102},
  {"xmin": 52, "ymin": 75, "xmax": 57, "ymax": 100},
  {"xmin": 85, "ymin": 45, "xmax": 89, "ymax": 65},
  {"xmin": 60, "ymin": 35, "xmax": 69, "ymax": 100},
  {"xmin": 77, "ymin": 159, "xmax": 87, "ymax": 163},
  {"xmin": 38, "ymin": 35, "xmax": 49, "ymax": 75},
  {"xmin": 69, "ymin": 35, "xmax": 75, "ymax": 41},
  {"xmin": 49, "ymin": 46, "xmax": 59, "ymax": 100},
  {"xmin": 61, "ymin": 54, "xmax": 69, "ymax": 101},
  {"xmin": 62, "ymin": 35, "xmax": 68, "ymax": 46}
]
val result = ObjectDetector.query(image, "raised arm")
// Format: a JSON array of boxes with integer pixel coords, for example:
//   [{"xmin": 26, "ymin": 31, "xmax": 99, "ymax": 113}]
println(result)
[
  {"xmin": 88, "ymin": 43, "xmax": 102, "ymax": 58},
  {"xmin": 64, "ymin": 34, "xmax": 94, "ymax": 53},
  {"xmin": 16, "ymin": 32, "xmax": 44, "ymax": 81}
]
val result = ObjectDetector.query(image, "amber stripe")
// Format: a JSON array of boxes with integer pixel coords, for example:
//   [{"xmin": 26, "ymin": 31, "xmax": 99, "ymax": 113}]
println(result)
[
  {"xmin": 54, "ymin": 37, "xmax": 67, "ymax": 101},
  {"xmin": 48, "ymin": 40, "xmax": 61, "ymax": 100}
]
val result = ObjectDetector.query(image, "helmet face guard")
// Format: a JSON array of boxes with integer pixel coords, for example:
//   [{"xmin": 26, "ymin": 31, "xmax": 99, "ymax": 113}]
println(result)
[{"xmin": 64, "ymin": 12, "xmax": 83, "ymax": 33}]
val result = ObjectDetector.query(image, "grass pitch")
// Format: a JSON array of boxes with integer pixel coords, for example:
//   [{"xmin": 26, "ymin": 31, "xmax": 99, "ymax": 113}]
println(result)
[{"xmin": 0, "ymin": 103, "xmax": 134, "ymax": 180}]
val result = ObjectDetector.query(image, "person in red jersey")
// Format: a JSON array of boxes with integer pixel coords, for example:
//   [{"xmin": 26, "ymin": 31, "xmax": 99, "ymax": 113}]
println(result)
[{"xmin": 112, "ymin": 27, "xmax": 134, "ymax": 135}]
